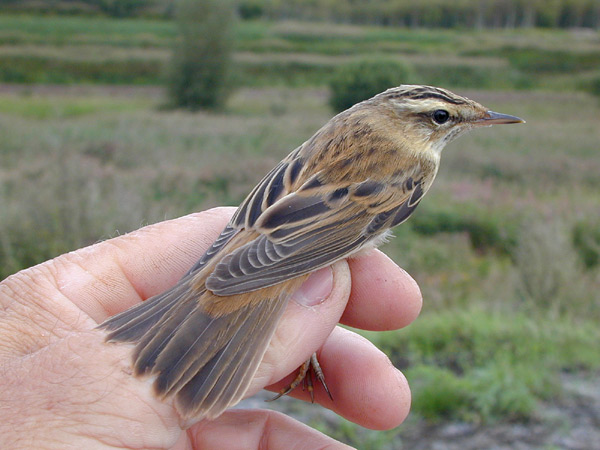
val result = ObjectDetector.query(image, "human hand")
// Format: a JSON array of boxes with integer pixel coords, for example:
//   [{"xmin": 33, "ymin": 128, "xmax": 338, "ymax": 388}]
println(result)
[{"xmin": 0, "ymin": 207, "xmax": 421, "ymax": 449}]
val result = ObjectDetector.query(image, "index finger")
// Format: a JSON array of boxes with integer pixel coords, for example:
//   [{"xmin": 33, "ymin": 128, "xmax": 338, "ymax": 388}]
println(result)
[{"xmin": 48, "ymin": 207, "xmax": 234, "ymax": 323}]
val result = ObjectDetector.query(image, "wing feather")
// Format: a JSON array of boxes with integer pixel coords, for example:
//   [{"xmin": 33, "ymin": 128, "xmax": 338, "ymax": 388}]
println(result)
[
  {"xmin": 205, "ymin": 180, "xmax": 425, "ymax": 296},
  {"xmin": 199, "ymin": 141, "xmax": 427, "ymax": 298}
]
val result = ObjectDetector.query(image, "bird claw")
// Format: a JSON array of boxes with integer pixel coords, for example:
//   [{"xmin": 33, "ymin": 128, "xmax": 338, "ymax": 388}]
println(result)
[{"xmin": 267, "ymin": 352, "xmax": 333, "ymax": 402}]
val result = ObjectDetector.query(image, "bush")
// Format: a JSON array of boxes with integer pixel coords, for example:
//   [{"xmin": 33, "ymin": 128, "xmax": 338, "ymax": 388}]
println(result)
[
  {"xmin": 573, "ymin": 219, "xmax": 600, "ymax": 268},
  {"xmin": 167, "ymin": 0, "xmax": 235, "ymax": 110},
  {"xmin": 238, "ymin": 1, "xmax": 264, "ymax": 20},
  {"xmin": 328, "ymin": 58, "xmax": 412, "ymax": 112},
  {"xmin": 586, "ymin": 75, "xmax": 600, "ymax": 100},
  {"xmin": 514, "ymin": 219, "xmax": 581, "ymax": 316},
  {"xmin": 406, "ymin": 365, "xmax": 474, "ymax": 421}
]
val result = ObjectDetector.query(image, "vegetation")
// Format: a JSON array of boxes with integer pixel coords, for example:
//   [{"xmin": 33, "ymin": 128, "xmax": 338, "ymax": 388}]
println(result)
[
  {"xmin": 2, "ymin": 0, "xmax": 600, "ymax": 29},
  {"xmin": 167, "ymin": 0, "xmax": 235, "ymax": 110},
  {"xmin": 0, "ymin": 11, "xmax": 599, "ymax": 448},
  {"xmin": 373, "ymin": 309, "xmax": 599, "ymax": 421},
  {"xmin": 0, "ymin": 15, "xmax": 599, "ymax": 95},
  {"xmin": 329, "ymin": 59, "xmax": 412, "ymax": 112},
  {"xmin": 573, "ymin": 218, "xmax": 600, "ymax": 269}
]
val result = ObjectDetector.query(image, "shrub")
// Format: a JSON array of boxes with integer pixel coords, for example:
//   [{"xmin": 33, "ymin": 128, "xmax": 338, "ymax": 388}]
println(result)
[
  {"xmin": 406, "ymin": 365, "xmax": 474, "ymax": 421},
  {"xmin": 586, "ymin": 75, "xmax": 600, "ymax": 100},
  {"xmin": 514, "ymin": 219, "xmax": 580, "ymax": 315},
  {"xmin": 238, "ymin": 1, "xmax": 264, "ymax": 20},
  {"xmin": 573, "ymin": 219, "xmax": 600, "ymax": 268},
  {"xmin": 328, "ymin": 58, "xmax": 412, "ymax": 112},
  {"xmin": 167, "ymin": 0, "xmax": 235, "ymax": 110}
]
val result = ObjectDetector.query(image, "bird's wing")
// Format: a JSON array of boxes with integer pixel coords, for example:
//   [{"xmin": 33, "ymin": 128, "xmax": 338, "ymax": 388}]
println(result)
[{"xmin": 205, "ymin": 157, "xmax": 426, "ymax": 296}]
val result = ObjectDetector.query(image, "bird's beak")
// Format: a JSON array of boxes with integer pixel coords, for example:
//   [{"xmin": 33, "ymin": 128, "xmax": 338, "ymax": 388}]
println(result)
[{"xmin": 475, "ymin": 111, "xmax": 525, "ymax": 126}]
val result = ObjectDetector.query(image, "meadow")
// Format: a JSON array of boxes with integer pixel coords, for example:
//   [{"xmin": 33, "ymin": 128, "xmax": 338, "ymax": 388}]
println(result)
[
  {"xmin": 1, "ymin": 14, "xmax": 600, "ymax": 91},
  {"xmin": 0, "ymin": 14, "xmax": 599, "ymax": 448}
]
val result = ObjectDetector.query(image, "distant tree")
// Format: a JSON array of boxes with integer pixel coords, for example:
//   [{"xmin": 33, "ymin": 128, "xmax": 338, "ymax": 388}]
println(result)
[{"xmin": 167, "ymin": 0, "xmax": 235, "ymax": 110}]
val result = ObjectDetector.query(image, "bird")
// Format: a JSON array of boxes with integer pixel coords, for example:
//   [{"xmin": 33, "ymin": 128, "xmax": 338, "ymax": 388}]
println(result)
[{"xmin": 99, "ymin": 84, "xmax": 524, "ymax": 421}]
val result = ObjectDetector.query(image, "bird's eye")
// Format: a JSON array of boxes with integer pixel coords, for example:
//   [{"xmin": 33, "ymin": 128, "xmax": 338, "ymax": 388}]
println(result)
[{"xmin": 432, "ymin": 109, "xmax": 450, "ymax": 125}]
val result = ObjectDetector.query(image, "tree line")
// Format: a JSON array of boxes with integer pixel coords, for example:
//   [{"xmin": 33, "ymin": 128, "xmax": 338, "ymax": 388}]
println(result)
[
  {"xmin": 259, "ymin": 0, "xmax": 600, "ymax": 29},
  {"xmin": 1, "ymin": 0, "xmax": 599, "ymax": 29}
]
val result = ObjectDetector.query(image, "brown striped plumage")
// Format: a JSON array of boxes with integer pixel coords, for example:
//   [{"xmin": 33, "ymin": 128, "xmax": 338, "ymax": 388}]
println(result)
[{"xmin": 99, "ymin": 85, "xmax": 523, "ymax": 420}]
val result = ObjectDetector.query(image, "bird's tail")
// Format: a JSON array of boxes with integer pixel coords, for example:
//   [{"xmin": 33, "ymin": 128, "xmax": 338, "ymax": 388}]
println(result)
[{"xmin": 99, "ymin": 275, "xmax": 288, "ymax": 419}]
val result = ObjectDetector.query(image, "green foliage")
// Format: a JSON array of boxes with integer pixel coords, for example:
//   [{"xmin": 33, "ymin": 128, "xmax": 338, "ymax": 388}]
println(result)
[
  {"xmin": 238, "ymin": 1, "xmax": 264, "ymax": 20},
  {"xmin": 0, "ymin": 95, "xmax": 150, "ymax": 119},
  {"xmin": 1, "ymin": 14, "xmax": 600, "ymax": 434},
  {"xmin": 573, "ymin": 219, "xmax": 600, "ymax": 268},
  {"xmin": 468, "ymin": 363, "xmax": 540, "ymax": 421},
  {"xmin": 167, "ymin": 0, "xmax": 235, "ymax": 110},
  {"xmin": 5, "ymin": 0, "xmax": 600, "ymax": 28},
  {"xmin": 236, "ymin": 59, "xmax": 335, "ymax": 87},
  {"xmin": 311, "ymin": 416, "xmax": 398, "ymax": 449},
  {"xmin": 410, "ymin": 206, "xmax": 518, "ymax": 256},
  {"xmin": 586, "ymin": 76, "xmax": 600, "ymax": 100},
  {"xmin": 0, "ymin": 55, "xmax": 161, "ymax": 85},
  {"xmin": 415, "ymin": 63, "xmax": 497, "ymax": 89},
  {"xmin": 0, "ymin": 15, "xmax": 596, "ymax": 93},
  {"xmin": 506, "ymin": 48, "xmax": 600, "ymax": 74},
  {"xmin": 95, "ymin": 0, "xmax": 148, "ymax": 18},
  {"xmin": 328, "ymin": 59, "xmax": 412, "ymax": 112},
  {"xmin": 371, "ymin": 308, "xmax": 599, "ymax": 422},
  {"xmin": 0, "ymin": 0, "xmax": 169, "ymax": 18},
  {"xmin": 406, "ymin": 366, "xmax": 474, "ymax": 420}
]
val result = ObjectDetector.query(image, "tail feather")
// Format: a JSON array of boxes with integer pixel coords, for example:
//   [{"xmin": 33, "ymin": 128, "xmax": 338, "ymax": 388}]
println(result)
[
  {"xmin": 98, "ymin": 278, "xmax": 289, "ymax": 420},
  {"xmin": 175, "ymin": 296, "xmax": 287, "ymax": 418},
  {"xmin": 152, "ymin": 309, "xmax": 241, "ymax": 397},
  {"xmin": 103, "ymin": 280, "xmax": 191, "ymax": 343},
  {"xmin": 132, "ymin": 294, "xmax": 198, "ymax": 376},
  {"xmin": 202, "ymin": 301, "xmax": 283, "ymax": 415}
]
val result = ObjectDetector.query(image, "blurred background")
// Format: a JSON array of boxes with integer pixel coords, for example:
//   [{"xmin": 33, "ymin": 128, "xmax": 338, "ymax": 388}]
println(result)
[{"xmin": 0, "ymin": 1, "xmax": 599, "ymax": 448}]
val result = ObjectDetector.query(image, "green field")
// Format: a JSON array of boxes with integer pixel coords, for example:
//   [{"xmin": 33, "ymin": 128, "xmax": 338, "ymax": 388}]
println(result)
[
  {"xmin": 1, "ymin": 14, "xmax": 599, "ymax": 448},
  {"xmin": 1, "ymin": 14, "xmax": 600, "ymax": 91}
]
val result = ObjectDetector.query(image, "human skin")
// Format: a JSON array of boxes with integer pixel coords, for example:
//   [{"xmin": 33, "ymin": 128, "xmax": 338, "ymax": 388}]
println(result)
[{"xmin": 0, "ymin": 207, "xmax": 422, "ymax": 449}]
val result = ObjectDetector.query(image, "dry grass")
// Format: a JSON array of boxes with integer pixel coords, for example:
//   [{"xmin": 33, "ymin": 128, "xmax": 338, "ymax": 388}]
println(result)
[
  {"xmin": 1, "ymin": 84, "xmax": 599, "ymax": 441},
  {"xmin": 1, "ymin": 85, "xmax": 598, "ymax": 322}
]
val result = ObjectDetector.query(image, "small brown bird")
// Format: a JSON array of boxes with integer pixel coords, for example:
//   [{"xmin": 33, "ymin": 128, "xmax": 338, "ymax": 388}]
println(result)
[{"xmin": 100, "ymin": 85, "xmax": 523, "ymax": 420}]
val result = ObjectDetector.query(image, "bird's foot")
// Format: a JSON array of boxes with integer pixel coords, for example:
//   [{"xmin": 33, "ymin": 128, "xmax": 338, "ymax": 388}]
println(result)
[{"xmin": 267, "ymin": 352, "xmax": 333, "ymax": 402}]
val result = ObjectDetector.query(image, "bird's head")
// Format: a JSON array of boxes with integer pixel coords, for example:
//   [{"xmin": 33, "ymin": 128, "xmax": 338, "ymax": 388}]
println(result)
[{"xmin": 371, "ymin": 85, "xmax": 524, "ymax": 155}]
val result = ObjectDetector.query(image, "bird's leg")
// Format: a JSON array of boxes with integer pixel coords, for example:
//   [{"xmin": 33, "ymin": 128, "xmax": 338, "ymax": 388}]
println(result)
[
  {"xmin": 309, "ymin": 352, "xmax": 333, "ymax": 401},
  {"xmin": 267, "ymin": 352, "xmax": 333, "ymax": 402}
]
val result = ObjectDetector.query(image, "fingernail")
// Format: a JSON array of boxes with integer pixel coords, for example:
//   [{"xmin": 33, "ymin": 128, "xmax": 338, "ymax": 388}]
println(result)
[{"xmin": 294, "ymin": 267, "xmax": 333, "ymax": 307}]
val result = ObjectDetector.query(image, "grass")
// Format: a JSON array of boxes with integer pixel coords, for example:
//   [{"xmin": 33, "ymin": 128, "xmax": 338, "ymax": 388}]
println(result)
[
  {"xmin": 1, "ymin": 84, "xmax": 598, "ymax": 321},
  {"xmin": 0, "ymin": 14, "xmax": 175, "ymax": 46},
  {"xmin": 1, "ymin": 14, "xmax": 599, "ymax": 447},
  {"xmin": 0, "ymin": 15, "xmax": 599, "ymax": 91},
  {"xmin": 373, "ymin": 309, "xmax": 599, "ymax": 420},
  {"xmin": 0, "ymin": 93, "xmax": 152, "ymax": 119}
]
